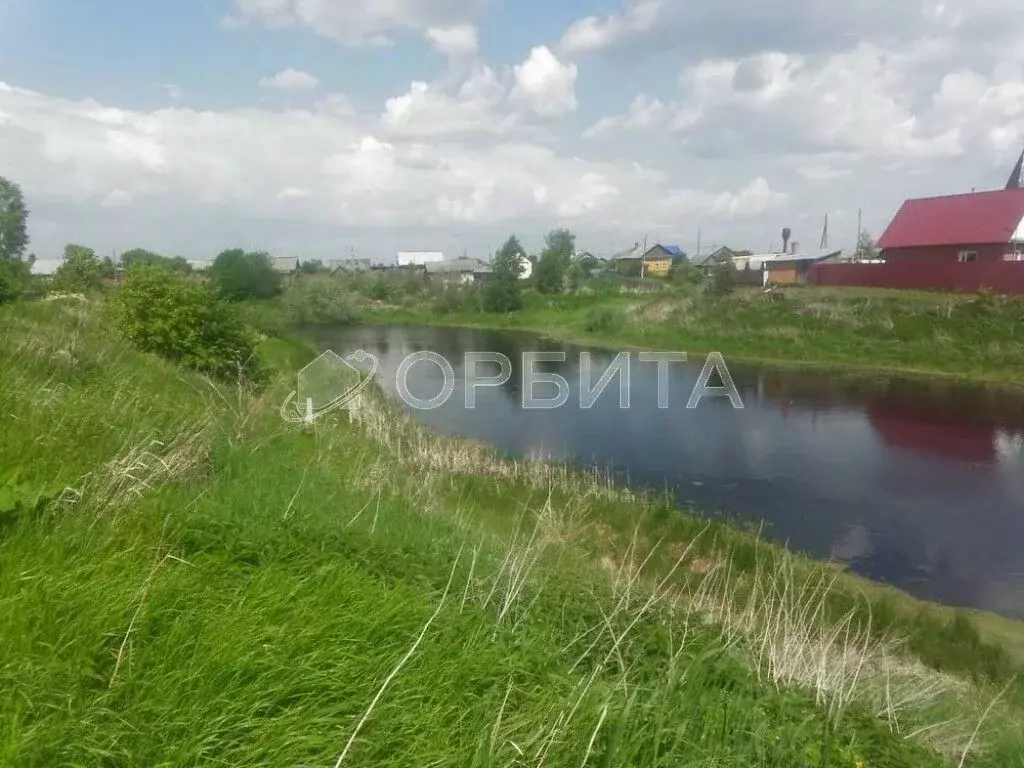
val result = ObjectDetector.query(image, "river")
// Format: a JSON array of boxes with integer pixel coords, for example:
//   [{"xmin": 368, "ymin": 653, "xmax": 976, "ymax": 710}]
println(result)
[{"xmin": 304, "ymin": 323, "xmax": 1024, "ymax": 619}]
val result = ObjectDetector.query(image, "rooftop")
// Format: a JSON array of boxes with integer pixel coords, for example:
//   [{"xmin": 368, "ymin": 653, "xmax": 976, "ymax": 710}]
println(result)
[
  {"xmin": 878, "ymin": 188, "xmax": 1024, "ymax": 249},
  {"xmin": 271, "ymin": 256, "xmax": 300, "ymax": 273},
  {"xmin": 425, "ymin": 257, "xmax": 492, "ymax": 274}
]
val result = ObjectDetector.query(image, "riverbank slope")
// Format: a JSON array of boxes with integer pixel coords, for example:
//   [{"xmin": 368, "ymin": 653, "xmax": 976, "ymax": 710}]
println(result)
[
  {"xmin": 359, "ymin": 283, "xmax": 1024, "ymax": 385},
  {"xmin": 2, "ymin": 298, "xmax": 1023, "ymax": 766}
]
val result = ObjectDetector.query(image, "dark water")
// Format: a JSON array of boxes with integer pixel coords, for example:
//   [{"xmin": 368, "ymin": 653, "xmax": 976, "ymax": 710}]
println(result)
[{"xmin": 305, "ymin": 324, "xmax": 1024, "ymax": 618}]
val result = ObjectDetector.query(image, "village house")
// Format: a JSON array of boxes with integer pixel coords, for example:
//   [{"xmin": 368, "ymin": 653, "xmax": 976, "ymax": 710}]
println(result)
[
  {"xmin": 763, "ymin": 248, "xmax": 843, "ymax": 285},
  {"xmin": 877, "ymin": 189, "xmax": 1024, "ymax": 263},
  {"xmin": 640, "ymin": 244, "xmax": 684, "ymax": 277},
  {"xmin": 271, "ymin": 256, "xmax": 301, "ymax": 282},
  {"xmin": 396, "ymin": 251, "xmax": 445, "ymax": 267},
  {"xmin": 328, "ymin": 258, "xmax": 372, "ymax": 275},
  {"xmin": 612, "ymin": 242, "xmax": 683, "ymax": 277},
  {"xmin": 692, "ymin": 246, "xmax": 737, "ymax": 273},
  {"xmin": 425, "ymin": 257, "xmax": 493, "ymax": 286}
]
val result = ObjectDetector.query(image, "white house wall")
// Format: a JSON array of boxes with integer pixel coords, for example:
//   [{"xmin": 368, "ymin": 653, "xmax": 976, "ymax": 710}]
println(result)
[{"xmin": 1012, "ymin": 214, "xmax": 1024, "ymax": 243}]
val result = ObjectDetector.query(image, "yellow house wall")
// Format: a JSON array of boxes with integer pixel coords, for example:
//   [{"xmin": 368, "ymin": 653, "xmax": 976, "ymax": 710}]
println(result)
[{"xmin": 644, "ymin": 258, "xmax": 672, "ymax": 277}]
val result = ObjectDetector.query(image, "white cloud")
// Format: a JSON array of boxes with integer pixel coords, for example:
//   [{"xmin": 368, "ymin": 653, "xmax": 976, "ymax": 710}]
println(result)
[
  {"xmin": 277, "ymin": 186, "xmax": 311, "ymax": 200},
  {"xmin": 382, "ymin": 66, "xmax": 515, "ymax": 136},
  {"xmin": 584, "ymin": 94, "xmax": 666, "ymax": 138},
  {"xmin": 796, "ymin": 164, "xmax": 852, "ymax": 182},
  {"xmin": 559, "ymin": 0, "xmax": 1022, "ymax": 60},
  {"xmin": 151, "ymin": 83, "xmax": 184, "ymax": 101},
  {"xmin": 260, "ymin": 68, "xmax": 320, "ymax": 91},
  {"xmin": 561, "ymin": 0, "xmax": 663, "ymax": 55},
  {"xmin": 226, "ymin": 0, "xmax": 488, "ymax": 46},
  {"xmin": 0, "ymin": 79, "xmax": 783, "ymax": 254},
  {"xmin": 425, "ymin": 24, "xmax": 478, "ymax": 58},
  {"xmin": 510, "ymin": 46, "xmax": 578, "ymax": 117},
  {"xmin": 666, "ymin": 43, "xmax": 984, "ymax": 162}
]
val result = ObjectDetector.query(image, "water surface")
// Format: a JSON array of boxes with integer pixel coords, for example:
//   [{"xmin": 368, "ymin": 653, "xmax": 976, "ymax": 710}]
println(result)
[{"xmin": 305, "ymin": 324, "xmax": 1024, "ymax": 618}]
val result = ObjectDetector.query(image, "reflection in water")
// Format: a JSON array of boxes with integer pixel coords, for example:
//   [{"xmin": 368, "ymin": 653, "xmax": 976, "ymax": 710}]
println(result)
[{"xmin": 304, "ymin": 324, "xmax": 1024, "ymax": 618}]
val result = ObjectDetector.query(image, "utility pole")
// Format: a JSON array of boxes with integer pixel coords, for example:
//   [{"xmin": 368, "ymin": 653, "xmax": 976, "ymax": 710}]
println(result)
[
  {"xmin": 856, "ymin": 208, "xmax": 863, "ymax": 261},
  {"xmin": 696, "ymin": 226, "xmax": 702, "ymax": 259},
  {"xmin": 639, "ymin": 233, "xmax": 648, "ymax": 280},
  {"xmin": 820, "ymin": 214, "xmax": 829, "ymax": 249}
]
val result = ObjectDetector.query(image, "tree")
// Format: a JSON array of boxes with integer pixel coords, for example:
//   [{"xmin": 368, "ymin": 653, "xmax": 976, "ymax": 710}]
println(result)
[
  {"xmin": 113, "ymin": 264, "xmax": 261, "ymax": 380},
  {"xmin": 534, "ymin": 227, "xmax": 576, "ymax": 295},
  {"xmin": 55, "ymin": 244, "xmax": 106, "ymax": 293},
  {"xmin": 485, "ymin": 235, "xmax": 525, "ymax": 313},
  {"xmin": 704, "ymin": 262, "xmax": 737, "ymax": 297},
  {"xmin": 856, "ymin": 232, "xmax": 879, "ymax": 261},
  {"xmin": 208, "ymin": 249, "xmax": 282, "ymax": 300},
  {"xmin": 0, "ymin": 176, "xmax": 29, "ymax": 262},
  {"xmin": 300, "ymin": 259, "xmax": 325, "ymax": 274},
  {"xmin": 122, "ymin": 248, "xmax": 192, "ymax": 273},
  {"xmin": 669, "ymin": 258, "xmax": 702, "ymax": 286},
  {"xmin": 566, "ymin": 262, "xmax": 586, "ymax": 291},
  {"xmin": 0, "ymin": 257, "xmax": 30, "ymax": 303},
  {"xmin": 578, "ymin": 253, "xmax": 599, "ymax": 277}
]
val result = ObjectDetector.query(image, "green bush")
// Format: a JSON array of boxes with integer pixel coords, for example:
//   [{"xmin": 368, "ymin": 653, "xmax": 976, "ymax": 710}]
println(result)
[
  {"xmin": 0, "ymin": 258, "xmax": 30, "ymax": 303},
  {"xmin": 208, "ymin": 249, "xmax": 282, "ymax": 301},
  {"xmin": 669, "ymin": 259, "xmax": 703, "ymax": 286},
  {"xmin": 280, "ymin": 277, "xmax": 359, "ymax": 325},
  {"xmin": 113, "ymin": 264, "xmax": 261, "ymax": 380},
  {"xmin": 584, "ymin": 306, "xmax": 622, "ymax": 333},
  {"xmin": 121, "ymin": 248, "xmax": 192, "ymax": 273},
  {"xmin": 365, "ymin": 277, "xmax": 393, "ymax": 302},
  {"xmin": 704, "ymin": 263, "xmax": 737, "ymax": 297},
  {"xmin": 432, "ymin": 286, "xmax": 464, "ymax": 315},
  {"xmin": 485, "ymin": 235, "xmax": 526, "ymax": 313},
  {"xmin": 54, "ymin": 244, "xmax": 108, "ymax": 293}
]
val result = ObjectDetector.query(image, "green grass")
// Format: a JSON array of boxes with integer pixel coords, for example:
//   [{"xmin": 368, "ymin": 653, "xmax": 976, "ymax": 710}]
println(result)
[
  {"xmin": 362, "ymin": 282, "xmax": 1024, "ymax": 385},
  {"xmin": 2, "ymin": 298, "xmax": 1024, "ymax": 766}
]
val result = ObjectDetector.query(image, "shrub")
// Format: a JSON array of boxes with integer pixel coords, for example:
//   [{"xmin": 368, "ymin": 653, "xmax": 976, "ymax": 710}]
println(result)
[
  {"xmin": 704, "ymin": 263, "xmax": 737, "ymax": 297},
  {"xmin": 365, "ymin": 277, "xmax": 393, "ymax": 302},
  {"xmin": 281, "ymin": 277, "xmax": 358, "ymax": 325},
  {"xmin": 54, "ymin": 244, "xmax": 108, "ymax": 293},
  {"xmin": 208, "ymin": 249, "xmax": 282, "ymax": 301},
  {"xmin": 122, "ymin": 248, "xmax": 192, "ymax": 273},
  {"xmin": 113, "ymin": 264, "xmax": 261, "ymax": 380},
  {"xmin": 669, "ymin": 259, "xmax": 703, "ymax": 286},
  {"xmin": 0, "ymin": 258, "xmax": 30, "ymax": 303},
  {"xmin": 584, "ymin": 306, "xmax": 622, "ymax": 333}
]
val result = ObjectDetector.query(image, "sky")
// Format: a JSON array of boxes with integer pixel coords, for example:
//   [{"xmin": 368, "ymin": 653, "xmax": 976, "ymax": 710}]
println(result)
[{"xmin": 1, "ymin": 0, "xmax": 1023, "ymax": 262}]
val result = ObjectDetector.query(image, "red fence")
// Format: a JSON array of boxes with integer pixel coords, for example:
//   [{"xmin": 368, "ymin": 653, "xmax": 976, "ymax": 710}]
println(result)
[{"xmin": 811, "ymin": 260, "xmax": 1024, "ymax": 294}]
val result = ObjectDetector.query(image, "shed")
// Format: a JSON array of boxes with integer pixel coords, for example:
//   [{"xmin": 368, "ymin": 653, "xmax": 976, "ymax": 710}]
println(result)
[
  {"xmin": 877, "ymin": 189, "xmax": 1024, "ymax": 263},
  {"xmin": 763, "ymin": 249, "xmax": 843, "ymax": 286},
  {"xmin": 425, "ymin": 257, "xmax": 491, "ymax": 285},
  {"xmin": 693, "ymin": 247, "xmax": 736, "ymax": 270},
  {"xmin": 271, "ymin": 256, "xmax": 299, "ymax": 275}
]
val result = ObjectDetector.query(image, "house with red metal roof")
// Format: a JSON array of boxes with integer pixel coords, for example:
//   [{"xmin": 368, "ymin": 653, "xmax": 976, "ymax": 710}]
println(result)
[{"xmin": 877, "ymin": 188, "xmax": 1024, "ymax": 263}]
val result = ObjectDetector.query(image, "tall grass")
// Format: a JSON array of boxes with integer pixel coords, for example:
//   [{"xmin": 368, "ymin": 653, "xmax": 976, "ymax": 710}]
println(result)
[
  {"xmin": 1, "ymin": 298, "xmax": 1022, "ymax": 766},
  {"xmin": 365, "ymin": 284, "xmax": 1024, "ymax": 384}
]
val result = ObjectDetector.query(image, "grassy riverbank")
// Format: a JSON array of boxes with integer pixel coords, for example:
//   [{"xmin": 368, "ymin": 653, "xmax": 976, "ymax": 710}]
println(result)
[
  {"xmin": 2, "ymin": 298, "xmax": 1024, "ymax": 766},
  {"xmin": 357, "ymin": 282, "xmax": 1024, "ymax": 385}
]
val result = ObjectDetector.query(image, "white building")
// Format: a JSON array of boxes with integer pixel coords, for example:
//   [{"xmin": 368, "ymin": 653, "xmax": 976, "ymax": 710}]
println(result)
[
  {"xmin": 517, "ymin": 255, "xmax": 533, "ymax": 280},
  {"xmin": 397, "ymin": 251, "xmax": 444, "ymax": 267}
]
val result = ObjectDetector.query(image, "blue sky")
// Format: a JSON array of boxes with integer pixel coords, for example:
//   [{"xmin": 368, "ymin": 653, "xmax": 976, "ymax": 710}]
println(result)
[{"xmin": 1, "ymin": 0, "xmax": 1023, "ymax": 261}]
